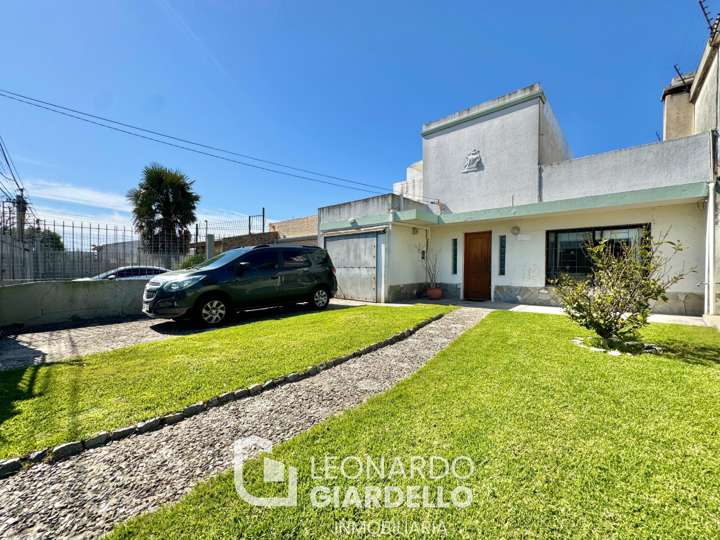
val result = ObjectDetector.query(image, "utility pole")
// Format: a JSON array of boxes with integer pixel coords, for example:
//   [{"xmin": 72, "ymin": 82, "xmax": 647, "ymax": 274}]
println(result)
[{"xmin": 15, "ymin": 188, "xmax": 27, "ymax": 242}]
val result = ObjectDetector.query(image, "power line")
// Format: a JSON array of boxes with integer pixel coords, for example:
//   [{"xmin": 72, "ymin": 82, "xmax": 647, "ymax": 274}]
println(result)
[
  {"xmin": 0, "ymin": 88, "xmax": 395, "ymax": 194},
  {"xmin": 0, "ymin": 90, "xmax": 391, "ymax": 196},
  {"xmin": 0, "ymin": 137, "xmax": 21, "ymax": 191},
  {"xmin": 0, "ymin": 134, "xmax": 40, "ymax": 221},
  {"xmin": 0, "ymin": 88, "xmax": 443, "ymax": 205},
  {"xmin": 0, "ymin": 136, "xmax": 22, "ymax": 189}
]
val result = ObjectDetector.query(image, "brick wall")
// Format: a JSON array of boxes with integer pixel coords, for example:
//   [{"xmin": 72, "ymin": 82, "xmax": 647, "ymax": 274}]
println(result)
[{"xmin": 269, "ymin": 215, "xmax": 318, "ymax": 238}]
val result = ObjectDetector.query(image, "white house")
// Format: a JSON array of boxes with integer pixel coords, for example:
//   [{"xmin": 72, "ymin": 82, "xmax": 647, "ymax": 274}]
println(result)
[{"xmin": 319, "ymin": 40, "xmax": 720, "ymax": 317}]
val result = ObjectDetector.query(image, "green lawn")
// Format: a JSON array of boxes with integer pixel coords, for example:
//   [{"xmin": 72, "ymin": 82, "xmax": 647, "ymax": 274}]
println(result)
[
  {"xmin": 0, "ymin": 305, "xmax": 450, "ymax": 460},
  {"xmin": 109, "ymin": 311, "xmax": 720, "ymax": 539}
]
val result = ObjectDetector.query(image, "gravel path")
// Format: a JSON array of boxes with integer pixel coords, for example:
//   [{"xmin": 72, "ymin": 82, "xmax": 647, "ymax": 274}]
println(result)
[{"xmin": 0, "ymin": 307, "xmax": 487, "ymax": 539}]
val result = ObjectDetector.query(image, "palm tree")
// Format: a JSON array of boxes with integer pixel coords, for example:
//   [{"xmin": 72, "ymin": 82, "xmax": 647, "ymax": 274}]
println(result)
[{"xmin": 127, "ymin": 163, "xmax": 200, "ymax": 254}]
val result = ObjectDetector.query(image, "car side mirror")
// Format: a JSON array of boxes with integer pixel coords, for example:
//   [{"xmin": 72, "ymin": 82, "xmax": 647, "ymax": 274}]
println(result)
[
  {"xmin": 107, "ymin": 274, "xmax": 116, "ymax": 280},
  {"xmin": 237, "ymin": 262, "xmax": 250, "ymax": 274}
]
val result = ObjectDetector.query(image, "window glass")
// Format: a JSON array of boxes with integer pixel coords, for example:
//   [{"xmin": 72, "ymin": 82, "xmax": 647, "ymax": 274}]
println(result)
[
  {"xmin": 499, "ymin": 235, "xmax": 506, "ymax": 276},
  {"xmin": 194, "ymin": 248, "xmax": 250, "ymax": 270},
  {"xmin": 242, "ymin": 249, "xmax": 278, "ymax": 270},
  {"xmin": 546, "ymin": 225, "xmax": 648, "ymax": 282},
  {"xmin": 281, "ymin": 248, "xmax": 311, "ymax": 269},
  {"xmin": 451, "ymin": 239, "xmax": 458, "ymax": 275},
  {"xmin": 115, "ymin": 268, "xmax": 132, "ymax": 278}
]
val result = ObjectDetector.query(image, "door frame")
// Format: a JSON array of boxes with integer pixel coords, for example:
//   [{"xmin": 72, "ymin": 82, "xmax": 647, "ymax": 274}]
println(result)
[{"xmin": 463, "ymin": 231, "xmax": 492, "ymax": 301}]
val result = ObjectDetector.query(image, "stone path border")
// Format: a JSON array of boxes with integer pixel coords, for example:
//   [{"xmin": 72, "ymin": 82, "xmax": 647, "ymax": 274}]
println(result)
[
  {"xmin": 0, "ymin": 307, "xmax": 488, "ymax": 539},
  {"xmin": 0, "ymin": 312, "xmax": 447, "ymax": 479}
]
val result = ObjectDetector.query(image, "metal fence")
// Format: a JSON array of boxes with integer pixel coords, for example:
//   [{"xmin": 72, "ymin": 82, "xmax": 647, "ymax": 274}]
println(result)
[{"xmin": 0, "ymin": 213, "xmax": 268, "ymax": 283}]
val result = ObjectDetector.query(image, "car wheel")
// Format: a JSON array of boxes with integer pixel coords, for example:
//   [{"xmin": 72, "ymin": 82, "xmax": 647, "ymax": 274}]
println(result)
[
  {"xmin": 310, "ymin": 287, "xmax": 330, "ymax": 310},
  {"xmin": 195, "ymin": 296, "xmax": 231, "ymax": 326}
]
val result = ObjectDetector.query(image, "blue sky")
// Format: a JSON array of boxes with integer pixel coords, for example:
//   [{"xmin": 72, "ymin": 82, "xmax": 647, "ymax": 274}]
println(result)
[{"xmin": 0, "ymin": 0, "xmax": 710, "ymax": 226}]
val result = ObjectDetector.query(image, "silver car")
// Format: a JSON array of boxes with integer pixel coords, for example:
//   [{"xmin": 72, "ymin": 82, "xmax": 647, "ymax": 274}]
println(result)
[{"xmin": 74, "ymin": 266, "xmax": 169, "ymax": 282}]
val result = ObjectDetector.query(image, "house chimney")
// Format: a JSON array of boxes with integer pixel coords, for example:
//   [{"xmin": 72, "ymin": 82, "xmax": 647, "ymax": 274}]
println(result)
[{"xmin": 662, "ymin": 72, "xmax": 695, "ymax": 141}]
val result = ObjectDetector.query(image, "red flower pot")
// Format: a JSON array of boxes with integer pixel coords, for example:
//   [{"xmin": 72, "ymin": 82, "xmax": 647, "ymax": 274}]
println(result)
[{"xmin": 426, "ymin": 287, "xmax": 443, "ymax": 300}]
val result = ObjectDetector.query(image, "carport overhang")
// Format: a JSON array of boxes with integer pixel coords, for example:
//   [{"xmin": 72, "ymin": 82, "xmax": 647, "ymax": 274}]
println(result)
[{"xmin": 319, "ymin": 182, "xmax": 709, "ymax": 233}]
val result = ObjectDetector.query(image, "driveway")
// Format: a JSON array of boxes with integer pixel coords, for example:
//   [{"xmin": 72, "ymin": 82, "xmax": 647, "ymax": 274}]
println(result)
[{"xmin": 0, "ymin": 300, "xmax": 400, "ymax": 371}]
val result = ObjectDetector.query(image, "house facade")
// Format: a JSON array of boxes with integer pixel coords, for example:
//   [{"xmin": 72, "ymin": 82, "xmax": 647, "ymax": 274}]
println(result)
[{"xmin": 319, "ymin": 41, "xmax": 720, "ymax": 317}]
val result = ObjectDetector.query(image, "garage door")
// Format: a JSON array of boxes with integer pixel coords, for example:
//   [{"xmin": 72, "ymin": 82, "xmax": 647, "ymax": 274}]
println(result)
[{"xmin": 324, "ymin": 232, "xmax": 380, "ymax": 302}]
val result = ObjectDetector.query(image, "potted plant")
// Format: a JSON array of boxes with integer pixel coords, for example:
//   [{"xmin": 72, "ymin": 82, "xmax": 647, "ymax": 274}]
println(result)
[{"xmin": 425, "ymin": 249, "xmax": 442, "ymax": 299}]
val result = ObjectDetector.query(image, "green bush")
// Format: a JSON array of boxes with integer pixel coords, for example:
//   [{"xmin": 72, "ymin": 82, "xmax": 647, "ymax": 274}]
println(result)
[{"xmin": 555, "ymin": 230, "xmax": 692, "ymax": 342}]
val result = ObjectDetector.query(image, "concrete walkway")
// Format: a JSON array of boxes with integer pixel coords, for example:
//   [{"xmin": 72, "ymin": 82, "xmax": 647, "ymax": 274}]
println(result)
[
  {"xmin": 399, "ymin": 299, "xmax": 709, "ymax": 327},
  {"xmin": 0, "ymin": 307, "xmax": 489, "ymax": 539}
]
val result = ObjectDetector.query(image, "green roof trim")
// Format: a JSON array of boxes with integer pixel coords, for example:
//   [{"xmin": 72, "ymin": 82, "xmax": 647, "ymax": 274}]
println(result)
[
  {"xmin": 319, "ymin": 212, "xmax": 391, "ymax": 232},
  {"xmin": 437, "ymin": 182, "xmax": 709, "ymax": 224},
  {"xmin": 319, "ymin": 182, "xmax": 709, "ymax": 232}
]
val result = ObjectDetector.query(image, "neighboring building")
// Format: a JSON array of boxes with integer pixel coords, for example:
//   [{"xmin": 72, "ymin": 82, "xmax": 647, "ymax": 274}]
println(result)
[
  {"xmin": 194, "ymin": 215, "xmax": 319, "ymax": 254},
  {"xmin": 320, "ymin": 40, "xmax": 719, "ymax": 316},
  {"xmin": 269, "ymin": 215, "xmax": 318, "ymax": 246}
]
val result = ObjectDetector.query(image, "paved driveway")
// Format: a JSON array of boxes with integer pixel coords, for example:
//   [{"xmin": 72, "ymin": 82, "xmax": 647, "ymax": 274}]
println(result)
[{"xmin": 0, "ymin": 301, "xmax": 370, "ymax": 371}]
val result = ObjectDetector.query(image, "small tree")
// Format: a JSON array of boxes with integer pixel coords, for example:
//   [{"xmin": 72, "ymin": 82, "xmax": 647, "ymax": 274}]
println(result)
[
  {"xmin": 127, "ymin": 163, "xmax": 200, "ymax": 255},
  {"xmin": 555, "ymin": 230, "xmax": 691, "ymax": 343},
  {"xmin": 25, "ymin": 227, "xmax": 64, "ymax": 251}
]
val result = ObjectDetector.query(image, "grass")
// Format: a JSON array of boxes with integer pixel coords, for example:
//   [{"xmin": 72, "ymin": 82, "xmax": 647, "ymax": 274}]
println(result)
[
  {"xmin": 0, "ymin": 304, "xmax": 450, "ymax": 460},
  {"xmin": 108, "ymin": 311, "xmax": 720, "ymax": 539}
]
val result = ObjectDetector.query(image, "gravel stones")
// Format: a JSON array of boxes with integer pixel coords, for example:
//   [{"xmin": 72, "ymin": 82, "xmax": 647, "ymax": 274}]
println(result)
[{"xmin": 0, "ymin": 308, "xmax": 488, "ymax": 539}]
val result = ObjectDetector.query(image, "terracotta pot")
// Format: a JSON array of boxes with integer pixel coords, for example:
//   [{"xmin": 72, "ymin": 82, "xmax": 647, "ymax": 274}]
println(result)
[{"xmin": 426, "ymin": 287, "xmax": 443, "ymax": 300}]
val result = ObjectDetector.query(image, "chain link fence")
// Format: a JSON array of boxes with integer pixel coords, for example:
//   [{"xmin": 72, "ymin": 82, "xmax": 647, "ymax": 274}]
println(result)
[{"xmin": 0, "ymin": 213, "xmax": 268, "ymax": 283}]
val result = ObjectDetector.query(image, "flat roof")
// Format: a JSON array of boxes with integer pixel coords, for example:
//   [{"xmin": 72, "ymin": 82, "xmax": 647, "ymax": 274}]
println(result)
[{"xmin": 421, "ymin": 83, "xmax": 545, "ymax": 137}]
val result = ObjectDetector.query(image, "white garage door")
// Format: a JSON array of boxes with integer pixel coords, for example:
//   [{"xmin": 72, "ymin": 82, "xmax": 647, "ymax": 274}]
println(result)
[{"xmin": 324, "ymin": 232, "xmax": 381, "ymax": 302}]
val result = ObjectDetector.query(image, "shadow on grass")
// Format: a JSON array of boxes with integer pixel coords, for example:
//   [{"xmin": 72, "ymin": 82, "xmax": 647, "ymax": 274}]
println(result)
[
  {"xmin": 650, "ymin": 339, "xmax": 720, "ymax": 367},
  {"xmin": 148, "ymin": 302, "xmax": 353, "ymax": 335},
  {"xmin": 0, "ymin": 364, "xmax": 40, "ymax": 442}
]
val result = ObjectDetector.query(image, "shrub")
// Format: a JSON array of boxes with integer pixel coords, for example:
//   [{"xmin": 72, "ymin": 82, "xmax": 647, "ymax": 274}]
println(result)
[{"xmin": 554, "ymin": 230, "xmax": 692, "ymax": 342}]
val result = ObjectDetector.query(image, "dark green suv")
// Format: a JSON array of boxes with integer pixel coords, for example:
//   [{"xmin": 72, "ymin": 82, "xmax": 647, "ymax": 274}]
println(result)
[{"xmin": 142, "ymin": 245, "xmax": 337, "ymax": 326}]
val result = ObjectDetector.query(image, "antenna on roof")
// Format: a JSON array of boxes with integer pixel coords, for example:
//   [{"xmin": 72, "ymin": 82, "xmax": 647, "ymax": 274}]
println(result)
[
  {"xmin": 673, "ymin": 64, "xmax": 691, "ymax": 87},
  {"xmin": 699, "ymin": 0, "xmax": 720, "ymax": 35},
  {"xmin": 700, "ymin": 0, "xmax": 714, "ymax": 31}
]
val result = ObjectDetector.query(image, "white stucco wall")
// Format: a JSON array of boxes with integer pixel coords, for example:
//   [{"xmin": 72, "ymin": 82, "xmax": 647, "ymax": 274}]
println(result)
[
  {"xmin": 541, "ymin": 133, "xmax": 712, "ymax": 202},
  {"xmin": 694, "ymin": 51, "xmax": 719, "ymax": 133},
  {"xmin": 386, "ymin": 224, "xmax": 427, "ymax": 286},
  {"xmin": 427, "ymin": 202, "xmax": 706, "ymax": 297},
  {"xmin": 422, "ymin": 99, "xmax": 542, "ymax": 213},
  {"xmin": 539, "ymin": 101, "xmax": 572, "ymax": 165}
]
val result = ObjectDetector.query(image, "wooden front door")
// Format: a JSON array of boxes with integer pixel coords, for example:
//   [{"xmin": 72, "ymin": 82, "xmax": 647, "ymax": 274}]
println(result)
[{"xmin": 464, "ymin": 231, "xmax": 492, "ymax": 300}]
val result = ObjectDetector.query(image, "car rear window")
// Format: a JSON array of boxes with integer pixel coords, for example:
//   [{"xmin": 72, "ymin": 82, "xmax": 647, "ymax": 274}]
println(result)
[
  {"xmin": 281, "ymin": 248, "xmax": 311, "ymax": 269},
  {"xmin": 307, "ymin": 249, "xmax": 330, "ymax": 266}
]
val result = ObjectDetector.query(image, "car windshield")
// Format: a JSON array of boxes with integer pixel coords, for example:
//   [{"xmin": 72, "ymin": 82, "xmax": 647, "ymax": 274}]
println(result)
[{"xmin": 191, "ymin": 249, "xmax": 250, "ymax": 270}]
